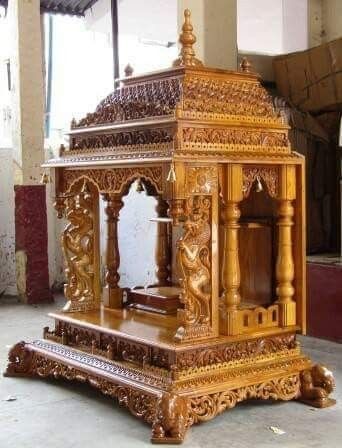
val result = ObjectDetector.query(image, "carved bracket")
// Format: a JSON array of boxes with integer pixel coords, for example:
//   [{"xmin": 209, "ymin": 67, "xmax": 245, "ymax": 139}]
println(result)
[{"xmin": 242, "ymin": 166, "xmax": 279, "ymax": 198}]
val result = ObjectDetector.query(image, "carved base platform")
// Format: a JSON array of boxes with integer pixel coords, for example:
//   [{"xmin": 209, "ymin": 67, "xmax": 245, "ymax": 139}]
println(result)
[{"xmin": 4, "ymin": 311, "xmax": 336, "ymax": 444}]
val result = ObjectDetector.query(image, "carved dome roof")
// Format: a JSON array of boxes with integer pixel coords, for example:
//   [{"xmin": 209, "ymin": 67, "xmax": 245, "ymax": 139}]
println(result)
[{"xmin": 46, "ymin": 10, "xmax": 297, "ymax": 167}]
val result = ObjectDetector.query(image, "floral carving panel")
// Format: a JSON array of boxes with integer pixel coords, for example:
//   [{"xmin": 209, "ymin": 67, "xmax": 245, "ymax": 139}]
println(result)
[{"xmin": 63, "ymin": 166, "xmax": 163, "ymax": 195}]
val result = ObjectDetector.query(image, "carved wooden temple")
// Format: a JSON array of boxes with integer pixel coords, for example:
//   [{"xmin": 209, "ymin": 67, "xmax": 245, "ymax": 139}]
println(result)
[{"xmin": 5, "ymin": 10, "xmax": 335, "ymax": 444}]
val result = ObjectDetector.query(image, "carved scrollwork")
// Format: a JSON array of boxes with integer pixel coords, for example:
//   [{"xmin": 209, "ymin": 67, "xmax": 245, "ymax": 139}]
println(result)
[
  {"xmin": 30, "ymin": 355, "xmax": 158, "ymax": 424},
  {"xmin": 242, "ymin": 166, "xmax": 279, "ymax": 198},
  {"xmin": 175, "ymin": 333, "xmax": 298, "ymax": 370},
  {"xmin": 182, "ymin": 76, "xmax": 281, "ymax": 123},
  {"xmin": 70, "ymin": 128, "xmax": 174, "ymax": 151},
  {"xmin": 72, "ymin": 78, "xmax": 181, "ymax": 128},
  {"xmin": 186, "ymin": 166, "xmax": 218, "ymax": 194},
  {"xmin": 189, "ymin": 375, "xmax": 300, "ymax": 424},
  {"xmin": 182, "ymin": 127, "xmax": 289, "ymax": 148},
  {"xmin": 63, "ymin": 166, "xmax": 163, "ymax": 195},
  {"xmin": 175, "ymin": 195, "xmax": 212, "ymax": 342},
  {"xmin": 62, "ymin": 183, "xmax": 98, "ymax": 312}
]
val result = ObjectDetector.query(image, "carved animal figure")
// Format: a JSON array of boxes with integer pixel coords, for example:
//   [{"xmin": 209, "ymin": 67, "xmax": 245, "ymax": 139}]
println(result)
[
  {"xmin": 152, "ymin": 392, "xmax": 189, "ymax": 442},
  {"xmin": 178, "ymin": 195, "xmax": 211, "ymax": 325},
  {"xmin": 300, "ymin": 364, "xmax": 335, "ymax": 407},
  {"xmin": 4, "ymin": 341, "xmax": 33, "ymax": 377}
]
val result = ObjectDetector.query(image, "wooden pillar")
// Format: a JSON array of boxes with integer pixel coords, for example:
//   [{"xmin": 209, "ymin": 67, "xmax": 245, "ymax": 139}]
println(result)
[
  {"xmin": 220, "ymin": 164, "xmax": 243, "ymax": 336},
  {"xmin": 155, "ymin": 197, "xmax": 171, "ymax": 286},
  {"xmin": 60, "ymin": 182, "xmax": 101, "ymax": 313},
  {"xmin": 103, "ymin": 193, "xmax": 124, "ymax": 308},
  {"xmin": 276, "ymin": 165, "xmax": 296, "ymax": 326}
]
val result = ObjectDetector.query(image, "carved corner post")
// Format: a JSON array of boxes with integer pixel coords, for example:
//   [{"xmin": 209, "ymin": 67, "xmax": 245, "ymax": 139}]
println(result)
[
  {"xmin": 275, "ymin": 165, "xmax": 296, "ymax": 326},
  {"xmin": 102, "ymin": 193, "xmax": 124, "ymax": 308},
  {"xmin": 174, "ymin": 165, "xmax": 219, "ymax": 343},
  {"xmin": 220, "ymin": 164, "xmax": 243, "ymax": 336},
  {"xmin": 61, "ymin": 181, "xmax": 101, "ymax": 313},
  {"xmin": 155, "ymin": 196, "xmax": 171, "ymax": 286}
]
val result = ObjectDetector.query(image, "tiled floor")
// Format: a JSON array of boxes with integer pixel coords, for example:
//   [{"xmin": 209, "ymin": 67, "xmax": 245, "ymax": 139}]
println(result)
[{"xmin": 1, "ymin": 296, "xmax": 341, "ymax": 448}]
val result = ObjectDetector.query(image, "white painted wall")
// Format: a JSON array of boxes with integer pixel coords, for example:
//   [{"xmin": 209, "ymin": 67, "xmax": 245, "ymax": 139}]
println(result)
[
  {"xmin": 118, "ymin": 0, "xmax": 178, "ymax": 75},
  {"xmin": 0, "ymin": 9, "xmax": 16, "ymax": 296},
  {"xmin": 238, "ymin": 0, "xmax": 308, "ymax": 55},
  {"xmin": 0, "ymin": 148, "xmax": 17, "ymax": 296},
  {"xmin": 238, "ymin": 0, "xmax": 284, "ymax": 55},
  {"xmin": 283, "ymin": 0, "xmax": 308, "ymax": 53},
  {"xmin": 322, "ymin": 0, "xmax": 342, "ymax": 42}
]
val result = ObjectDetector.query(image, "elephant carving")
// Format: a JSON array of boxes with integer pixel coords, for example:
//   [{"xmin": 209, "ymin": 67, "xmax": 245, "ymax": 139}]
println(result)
[
  {"xmin": 300, "ymin": 364, "xmax": 336, "ymax": 408},
  {"xmin": 151, "ymin": 392, "xmax": 189, "ymax": 443}
]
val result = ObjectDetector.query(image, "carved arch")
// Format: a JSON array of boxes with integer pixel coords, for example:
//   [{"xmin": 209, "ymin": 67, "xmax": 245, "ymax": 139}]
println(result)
[
  {"xmin": 242, "ymin": 166, "xmax": 279, "ymax": 199},
  {"xmin": 62, "ymin": 167, "xmax": 163, "ymax": 196}
]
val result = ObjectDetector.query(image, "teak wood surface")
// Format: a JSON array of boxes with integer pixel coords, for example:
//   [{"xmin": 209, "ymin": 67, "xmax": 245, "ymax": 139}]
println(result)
[{"xmin": 5, "ymin": 9, "xmax": 335, "ymax": 444}]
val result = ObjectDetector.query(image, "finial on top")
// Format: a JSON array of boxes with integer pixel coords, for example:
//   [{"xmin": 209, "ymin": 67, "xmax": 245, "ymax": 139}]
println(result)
[
  {"xmin": 240, "ymin": 57, "xmax": 253, "ymax": 73},
  {"xmin": 124, "ymin": 63, "xmax": 134, "ymax": 77},
  {"xmin": 173, "ymin": 9, "xmax": 203, "ymax": 67}
]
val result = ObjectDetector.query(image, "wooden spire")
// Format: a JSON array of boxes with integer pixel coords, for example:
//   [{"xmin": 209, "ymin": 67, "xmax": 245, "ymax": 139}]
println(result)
[{"xmin": 173, "ymin": 9, "xmax": 203, "ymax": 67}]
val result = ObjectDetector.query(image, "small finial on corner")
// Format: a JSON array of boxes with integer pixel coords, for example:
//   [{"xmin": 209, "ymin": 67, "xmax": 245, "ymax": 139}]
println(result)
[
  {"xmin": 173, "ymin": 9, "xmax": 203, "ymax": 67},
  {"xmin": 240, "ymin": 57, "xmax": 253, "ymax": 73},
  {"xmin": 124, "ymin": 63, "xmax": 134, "ymax": 77}
]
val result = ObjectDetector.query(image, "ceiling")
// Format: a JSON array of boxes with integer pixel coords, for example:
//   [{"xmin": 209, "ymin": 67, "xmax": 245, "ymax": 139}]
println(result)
[{"xmin": 0, "ymin": 0, "xmax": 100, "ymax": 16}]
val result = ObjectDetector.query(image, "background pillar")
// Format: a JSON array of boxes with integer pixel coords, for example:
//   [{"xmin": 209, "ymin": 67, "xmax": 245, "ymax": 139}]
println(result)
[{"xmin": 9, "ymin": 0, "xmax": 51, "ymax": 303}]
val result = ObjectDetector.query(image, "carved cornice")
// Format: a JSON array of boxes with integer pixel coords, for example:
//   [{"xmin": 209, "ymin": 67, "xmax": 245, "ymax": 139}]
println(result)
[
  {"xmin": 70, "ymin": 128, "xmax": 174, "ymax": 151},
  {"xmin": 182, "ymin": 127, "xmax": 290, "ymax": 151},
  {"xmin": 175, "ymin": 357, "xmax": 310, "ymax": 391},
  {"xmin": 43, "ymin": 148, "xmax": 172, "ymax": 167},
  {"xmin": 175, "ymin": 333, "xmax": 298, "ymax": 370}
]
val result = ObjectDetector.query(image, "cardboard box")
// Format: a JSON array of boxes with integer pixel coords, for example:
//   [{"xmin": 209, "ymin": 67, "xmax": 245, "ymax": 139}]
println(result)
[{"xmin": 273, "ymin": 38, "xmax": 342, "ymax": 113}]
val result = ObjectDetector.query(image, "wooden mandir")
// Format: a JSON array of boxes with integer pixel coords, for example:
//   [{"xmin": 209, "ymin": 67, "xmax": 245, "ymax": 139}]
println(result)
[{"xmin": 5, "ymin": 10, "xmax": 336, "ymax": 444}]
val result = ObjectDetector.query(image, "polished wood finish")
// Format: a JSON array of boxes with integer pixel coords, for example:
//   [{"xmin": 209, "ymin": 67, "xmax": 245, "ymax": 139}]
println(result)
[
  {"xmin": 127, "ymin": 286, "xmax": 180, "ymax": 315},
  {"xmin": 7, "ymin": 9, "xmax": 335, "ymax": 444},
  {"xmin": 220, "ymin": 164, "xmax": 243, "ymax": 336},
  {"xmin": 102, "ymin": 193, "xmax": 124, "ymax": 308},
  {"xmin": 239, "ymin": 222, "xmax": 273, "ymax": 306},
  {"xmin": 276, "ymin": 165, "xmax": 296, "ymax": 326}
]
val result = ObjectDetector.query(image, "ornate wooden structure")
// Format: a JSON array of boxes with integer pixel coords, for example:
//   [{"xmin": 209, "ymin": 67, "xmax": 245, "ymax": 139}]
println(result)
[{"xmin": 5, "ymin": 10, "xmax": 335, "ymax": 444}]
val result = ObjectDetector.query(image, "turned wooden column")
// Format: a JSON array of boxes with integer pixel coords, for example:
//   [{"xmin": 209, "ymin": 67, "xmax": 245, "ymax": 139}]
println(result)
[
  {"xmin": 220, "ymin": 164, "xmax": 243, "ymax": 336},
  {"xmin": 276, "ymin": 165, "xmax": 296, "ymax": 326},
  {"xmin": 103, "ymin": 193, "xmax": 124, "ymax": 308},
  {"xmin": 155, "ymin": 197, "xmax": 171, "ymax": 286}
]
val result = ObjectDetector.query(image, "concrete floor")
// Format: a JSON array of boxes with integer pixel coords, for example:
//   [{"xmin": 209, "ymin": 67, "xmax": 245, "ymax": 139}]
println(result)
[{"xmin": 0, "ymin": 297, "xmax": 341, "ymax": 448}]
